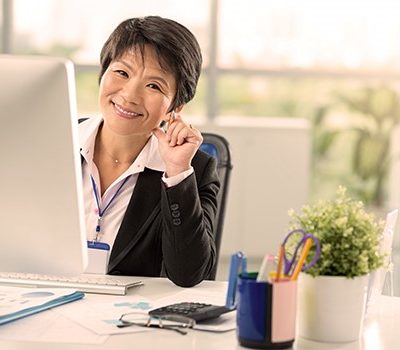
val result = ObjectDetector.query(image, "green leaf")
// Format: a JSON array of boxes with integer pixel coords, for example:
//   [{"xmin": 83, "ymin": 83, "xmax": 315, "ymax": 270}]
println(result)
[{"xmin": 288, "ymin": 186, "xmax": 384, "ymax": 277}]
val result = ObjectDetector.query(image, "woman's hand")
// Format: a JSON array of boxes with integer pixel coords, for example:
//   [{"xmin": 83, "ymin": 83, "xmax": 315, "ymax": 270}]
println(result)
[{"xmin": 152, "ymin": 113, "xmax": 203, "ymax": 177}]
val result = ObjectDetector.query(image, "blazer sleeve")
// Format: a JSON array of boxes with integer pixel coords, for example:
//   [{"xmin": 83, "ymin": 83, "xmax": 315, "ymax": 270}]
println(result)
[{"xmin": 160, "ymin": 152, "xmax": 220, "ymax": 287}]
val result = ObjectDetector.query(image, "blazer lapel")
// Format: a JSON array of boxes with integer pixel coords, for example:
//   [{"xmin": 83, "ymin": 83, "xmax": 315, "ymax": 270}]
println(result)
[{"xmin": 108, "ymin": 168, "xmax": 162, "ymax": 272}]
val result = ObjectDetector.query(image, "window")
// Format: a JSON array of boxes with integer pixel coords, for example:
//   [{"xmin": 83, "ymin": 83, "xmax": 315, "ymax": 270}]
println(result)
[
  {"xmin": 4, "ymin": 0, "xmax": 400, "ymax": 206},
  {"xmin": 218, "ymin": 0, "xmax": 400, "ymax": 71},
  {"xmin": 13, "ymin": 0, "xmax": 209, "ymax": 64}
]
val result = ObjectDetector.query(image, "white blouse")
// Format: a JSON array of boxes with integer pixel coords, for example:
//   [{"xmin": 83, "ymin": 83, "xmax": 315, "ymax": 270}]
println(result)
[{"xmin": 79, "ymin": 116, "xmax": 193, "ymax": 250}]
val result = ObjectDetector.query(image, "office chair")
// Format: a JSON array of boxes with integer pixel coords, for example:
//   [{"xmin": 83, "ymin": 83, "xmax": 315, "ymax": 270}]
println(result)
[{"xmin": 199, "ymin": 133, "xmax": 233, "ymax": 280}]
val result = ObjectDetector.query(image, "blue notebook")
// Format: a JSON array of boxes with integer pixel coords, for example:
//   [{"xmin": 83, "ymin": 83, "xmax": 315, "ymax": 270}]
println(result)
[{"xmin": 0, "ymin": 288, "xmax": 85, "ymax": 326}]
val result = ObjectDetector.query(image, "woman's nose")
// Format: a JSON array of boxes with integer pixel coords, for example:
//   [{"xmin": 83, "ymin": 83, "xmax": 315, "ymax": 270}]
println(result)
[{"xmin": 120, "ymin": 79, "xmax": 143, "ymax": 104}]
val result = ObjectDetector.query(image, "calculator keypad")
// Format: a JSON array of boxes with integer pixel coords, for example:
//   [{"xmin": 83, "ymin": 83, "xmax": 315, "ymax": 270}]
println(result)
[{"xmin": 149, "ymin": 302, "xmax": 231, "ymax": 321}]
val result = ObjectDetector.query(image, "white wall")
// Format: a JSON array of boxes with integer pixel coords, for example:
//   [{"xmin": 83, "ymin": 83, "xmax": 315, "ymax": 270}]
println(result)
[{"xmin": 197, "ymin": 116, "xmax": 311, "ymax": 260}]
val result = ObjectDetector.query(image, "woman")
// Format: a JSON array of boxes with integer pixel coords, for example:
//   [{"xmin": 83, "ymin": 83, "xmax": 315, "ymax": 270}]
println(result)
[{"xmin": 79, "ymin": 16, "xmax": 220, "ymax": 287}]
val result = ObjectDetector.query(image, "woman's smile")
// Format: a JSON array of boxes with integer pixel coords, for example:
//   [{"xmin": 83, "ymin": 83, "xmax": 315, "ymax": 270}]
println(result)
[{"xmin": 113, "ymin": 102, "xmax": 144, "ymax": 119}]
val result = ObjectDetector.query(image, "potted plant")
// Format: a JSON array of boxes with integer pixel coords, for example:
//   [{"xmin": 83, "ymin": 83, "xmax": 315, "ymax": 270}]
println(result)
[{"xmin": 288, "ymin": 186, "xmax": 384, "ymax": 342}]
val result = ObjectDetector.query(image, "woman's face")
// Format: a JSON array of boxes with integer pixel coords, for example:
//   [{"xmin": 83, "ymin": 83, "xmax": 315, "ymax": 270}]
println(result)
[{"xmin": 99, "ymin": 46, "xmax": 177, "ymax": 137}]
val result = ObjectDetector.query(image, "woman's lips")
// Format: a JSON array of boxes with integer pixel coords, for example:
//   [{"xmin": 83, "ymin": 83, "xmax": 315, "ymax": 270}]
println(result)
[{"xmin": 113, "ymin": 103, "xmax": 143, "ymax": 119}]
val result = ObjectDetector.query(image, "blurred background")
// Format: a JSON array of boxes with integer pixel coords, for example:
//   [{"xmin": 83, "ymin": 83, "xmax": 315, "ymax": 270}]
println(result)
[{"xmin": 2, "ymin": 0, "xmax": 400, "ymax": 287}]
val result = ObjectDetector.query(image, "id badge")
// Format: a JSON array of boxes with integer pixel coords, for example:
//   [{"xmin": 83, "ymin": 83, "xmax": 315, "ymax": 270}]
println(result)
[{"xmin": 85, "ymin": 241, "xmax": 110, "ymax": 274}]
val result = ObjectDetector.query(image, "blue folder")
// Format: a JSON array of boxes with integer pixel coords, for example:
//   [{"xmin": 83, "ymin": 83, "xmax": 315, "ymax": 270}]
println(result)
[{"xmin": 0, "ymin": 290, "xmax": 85, "ymax": 326}]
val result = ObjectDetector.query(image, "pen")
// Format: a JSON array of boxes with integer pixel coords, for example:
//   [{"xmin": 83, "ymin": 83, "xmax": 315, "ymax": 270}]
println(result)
[
  {"xmin": 275, "ymin": 244, "xmax": 285, "ymax": 282},
  {"xmin": 256, "ymin": 254, "xmax": 275, "ymax": 282},
  {"xmin": 290, "ymin": 238, "xmax": 313, "ymax": 281}
]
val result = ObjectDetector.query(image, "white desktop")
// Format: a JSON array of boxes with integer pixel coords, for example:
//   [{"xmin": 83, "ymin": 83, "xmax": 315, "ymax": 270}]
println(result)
[{"xmin": 0, "ymin": 277, "xmax": 398, "ymax": 350}]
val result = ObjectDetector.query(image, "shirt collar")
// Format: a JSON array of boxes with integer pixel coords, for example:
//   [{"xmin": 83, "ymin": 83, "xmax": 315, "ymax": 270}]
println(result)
[
  {"xmin": 79, "ymin": 116, "xmax": 166, "ymax": 173},
  {"xmin": 79, "ymin": 116, "xmax": 101, "ymax": 165},
  {"xmin": 144, "ymin": 134, "xmax": 165, "ymax": 172}
]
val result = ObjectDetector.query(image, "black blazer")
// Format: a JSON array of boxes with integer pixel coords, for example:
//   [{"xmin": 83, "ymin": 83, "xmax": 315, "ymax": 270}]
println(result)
[
  {"xmin": 80, "ymin": 124, "xmax": 220, "ymax": 287},
  {"xmin": 108, "ymin": 151, "xmax": 219, "ymax": 287}
]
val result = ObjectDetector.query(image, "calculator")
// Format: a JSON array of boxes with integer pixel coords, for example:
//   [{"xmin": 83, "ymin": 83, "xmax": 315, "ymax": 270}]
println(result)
[{"xmin": 148, "ymin": 302, "xmax": 233, "ymax": 322}]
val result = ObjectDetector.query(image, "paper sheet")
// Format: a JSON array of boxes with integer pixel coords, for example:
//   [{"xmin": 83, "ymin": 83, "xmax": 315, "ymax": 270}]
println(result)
[
  {"xmin": 0, "ymin": 280, "xmax": 235, "ymax": 341},
  {"xmin": 0, "ymin": 308, "xmax": 107, "ymax": 344},
  {"xmin": 0, "ymin": 286, "xmax": 78, "ymax": 317},
  {"xmin": 0, "ymin": 286, "xmax": 105, "ymax": 344},
  {"xmin": 55, "ymin": 293, "xmax": 155, "ymax": 335},
  {"xmin": 55, "ymin": 287, "xmax": 236, "ymax": 335}
]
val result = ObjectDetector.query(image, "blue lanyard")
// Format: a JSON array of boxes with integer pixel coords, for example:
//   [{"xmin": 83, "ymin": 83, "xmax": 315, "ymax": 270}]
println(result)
[{"xmin": 90, "ymin": 175, "xmax": 131, "ymax": 241}]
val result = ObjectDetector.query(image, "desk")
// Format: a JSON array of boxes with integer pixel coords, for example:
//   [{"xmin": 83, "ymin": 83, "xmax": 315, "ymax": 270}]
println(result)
[{"xmin": 0, "ymin": 277, "xmax": 399, "ymax": 350}]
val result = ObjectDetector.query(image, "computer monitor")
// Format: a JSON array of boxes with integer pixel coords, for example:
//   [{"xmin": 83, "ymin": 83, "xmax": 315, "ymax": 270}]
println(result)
[{"xmin": 0, "ymin": 54, "xmax": 87, "ymax": 275}]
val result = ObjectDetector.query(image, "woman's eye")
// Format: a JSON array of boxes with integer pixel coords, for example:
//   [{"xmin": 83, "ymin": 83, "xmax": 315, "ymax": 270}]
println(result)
[
  {"xmin": 115, "ymin": 70, "xmax": 128, "ymax": 78},
  {"xmin": 148, "ymin": 83, "xmax": 161, "ymax": 91}
]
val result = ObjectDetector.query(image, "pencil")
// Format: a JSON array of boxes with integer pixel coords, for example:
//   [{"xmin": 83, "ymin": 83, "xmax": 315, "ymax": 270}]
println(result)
[
  {"xmin": 275, "ymin": 244, "xmax": 284, "ymax": 282},
  {"xmin": 290, "ymin": 238, "xmax": 313, "ymax": 281}
]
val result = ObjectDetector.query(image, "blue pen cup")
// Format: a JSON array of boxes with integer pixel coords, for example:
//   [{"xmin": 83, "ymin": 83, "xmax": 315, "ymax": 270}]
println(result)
[{"xmin": 237, "ymin": 273, "xmax": 297, "ymax": 349}]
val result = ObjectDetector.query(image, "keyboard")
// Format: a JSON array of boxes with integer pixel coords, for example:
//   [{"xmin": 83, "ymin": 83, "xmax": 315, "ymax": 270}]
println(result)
[{"xmin": 0, "ymin": 272, "xmax": 143, "ymax": 295}]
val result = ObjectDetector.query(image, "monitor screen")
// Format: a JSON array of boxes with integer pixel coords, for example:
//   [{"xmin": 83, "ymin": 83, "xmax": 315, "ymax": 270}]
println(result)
[{"xmin": 0, "ymin": 55, "xmax": 87, "ymax": 275}]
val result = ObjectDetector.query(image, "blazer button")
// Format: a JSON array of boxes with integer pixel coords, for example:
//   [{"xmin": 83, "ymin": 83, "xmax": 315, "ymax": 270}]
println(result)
[
  {"xmin": 172, "ymin": 218, "xmax": 181, "ymax": 226},
  {"xmin": 172, "ymin": 210, "xmax": 180, "ymax": 218},
  {"xmin": 170, "ymin": 203, "xmax": 179, "ymax": 211}
]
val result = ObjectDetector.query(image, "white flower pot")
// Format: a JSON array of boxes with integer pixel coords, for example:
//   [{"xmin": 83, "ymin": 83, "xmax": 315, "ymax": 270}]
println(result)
[{"xmin": 297, "ymin": 273, "xmax": 369, "ymax": 342}]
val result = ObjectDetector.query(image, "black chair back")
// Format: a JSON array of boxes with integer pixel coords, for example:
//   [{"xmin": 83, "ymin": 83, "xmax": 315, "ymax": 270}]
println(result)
[{"xmin": 200, "ymin": 133, "xmax": 233, "ymax": 280}]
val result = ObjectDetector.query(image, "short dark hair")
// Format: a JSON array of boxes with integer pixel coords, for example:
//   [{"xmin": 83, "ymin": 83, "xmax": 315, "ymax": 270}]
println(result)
[{"xmin": 99, "ymin": 16, "xmax": 202, "ymax": 112}]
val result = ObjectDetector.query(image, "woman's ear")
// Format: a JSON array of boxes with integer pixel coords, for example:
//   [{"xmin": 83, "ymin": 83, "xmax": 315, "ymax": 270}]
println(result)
[{"xmin": 175, "ymin": 105, "xmax": 184, "ymax": 113}]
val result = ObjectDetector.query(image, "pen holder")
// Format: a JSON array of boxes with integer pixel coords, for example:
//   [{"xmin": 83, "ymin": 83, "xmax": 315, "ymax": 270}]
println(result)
[{"xmin": 236, "ymin": 272, "xmax": 297, "ymax": 349}]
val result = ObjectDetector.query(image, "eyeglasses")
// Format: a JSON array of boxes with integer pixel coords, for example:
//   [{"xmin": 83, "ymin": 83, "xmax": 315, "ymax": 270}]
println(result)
[{"xmin": 117, "ymin": 312, "xmax": 196, "ymax": 335}]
